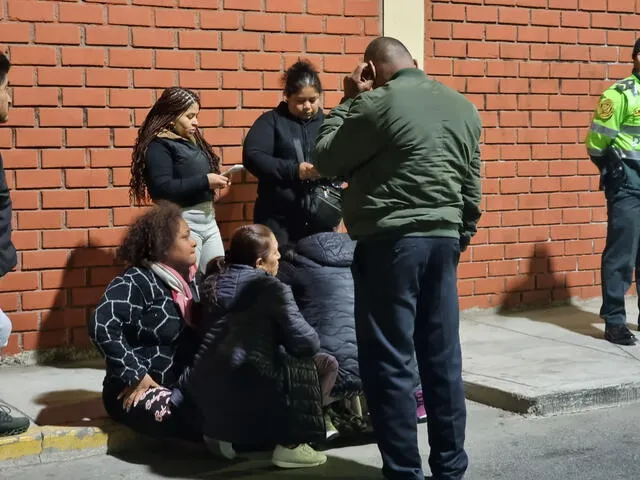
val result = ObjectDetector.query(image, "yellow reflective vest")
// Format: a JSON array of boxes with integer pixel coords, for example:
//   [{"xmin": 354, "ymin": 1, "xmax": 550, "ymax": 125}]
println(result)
[{"xmin": 586, "ymin": 73, "xmax": 640, "ymax": 188}]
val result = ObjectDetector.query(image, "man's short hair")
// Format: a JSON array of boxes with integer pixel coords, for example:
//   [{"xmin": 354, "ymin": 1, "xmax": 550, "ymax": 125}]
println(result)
[
  {"xmin": 365, "ymin": 37, "xmax": 413, "ymax": 64},
  {"xmin": 633, "ymin": 39, "xmax": 640, "ymax": 60},
  {"xmin": 0, "ymin": 53, "xmax": 10, "ymax": 85}
]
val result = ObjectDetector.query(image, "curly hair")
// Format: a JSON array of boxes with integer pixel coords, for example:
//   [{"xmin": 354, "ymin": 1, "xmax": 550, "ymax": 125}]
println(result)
[
  {"xmin": 117, "ymin": 201, "xmax": 184, "ymax": 266},
  {"xmin": 129, "ymin": 87, "xmax": 221, "ymax": 205}
]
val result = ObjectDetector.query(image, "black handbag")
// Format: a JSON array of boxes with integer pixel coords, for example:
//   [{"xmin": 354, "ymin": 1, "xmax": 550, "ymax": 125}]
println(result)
[{"xmin": 293, "ymin": 138, "xmax": 343, "ymax": 232}]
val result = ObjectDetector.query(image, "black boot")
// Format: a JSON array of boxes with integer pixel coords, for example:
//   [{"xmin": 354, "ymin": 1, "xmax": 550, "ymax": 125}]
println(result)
[
  {"xmin": 0, "ymin": 404, "xmax": 29, "ymax": 437},
  {"xmin": 604, "ymin": 324, "xmax": 637, "ymax": 346}
]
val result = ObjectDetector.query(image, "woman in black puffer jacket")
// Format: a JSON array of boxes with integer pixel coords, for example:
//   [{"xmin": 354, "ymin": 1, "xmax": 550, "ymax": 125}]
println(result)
[
  {"xmin": 178, "ymin": 224, "xmax": 337, "ymax": 469},
  {"xmin": 243, "ymin": 61, "xmax": 326, "ymax": 247}
]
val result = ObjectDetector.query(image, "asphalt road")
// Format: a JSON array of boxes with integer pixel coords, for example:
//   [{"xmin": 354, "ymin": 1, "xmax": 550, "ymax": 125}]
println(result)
[{"xmin": 4, "ymin": 401, "xmax": 640, "ymax": 480}]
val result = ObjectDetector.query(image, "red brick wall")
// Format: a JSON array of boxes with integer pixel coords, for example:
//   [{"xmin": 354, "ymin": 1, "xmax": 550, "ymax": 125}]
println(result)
[
  {"xmin": 0, "ymin": 0, "xmax": 381, "ymax": 354},
  {"xmin": 426, "ymin": 0, "xmax": 638, "ymax": 310}
]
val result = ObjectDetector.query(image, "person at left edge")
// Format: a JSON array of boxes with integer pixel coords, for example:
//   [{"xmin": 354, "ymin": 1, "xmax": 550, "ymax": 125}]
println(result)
[
  {"xmin": 0, "ymin": 51, "xmax": 30, "ymax": 437},
  {"xmin": 130, "ymin": 87, "xmax": 232, "ymax": 273}
]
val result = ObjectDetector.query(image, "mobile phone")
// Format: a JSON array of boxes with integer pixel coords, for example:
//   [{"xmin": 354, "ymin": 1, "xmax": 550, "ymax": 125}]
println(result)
[
  {"xmin": 362, "ymin": 62, "xmax": 374, "ymax": 82},
  {"xmin": 222, "ymin": 164, "xmax": 244, "ymax": 177}
]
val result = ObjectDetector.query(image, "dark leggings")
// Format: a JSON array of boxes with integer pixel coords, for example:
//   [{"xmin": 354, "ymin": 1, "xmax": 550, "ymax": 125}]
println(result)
[
  {"xmin": 102, "ymin": 383, "xmax": 202, "ymax": 441},
  {"xmin": 102, "ymin": 355, "xmax": 336, "ymax": 440},
  {"xmin": 314, "ymin": 353, "xmax": 338, "ymax": 406}
]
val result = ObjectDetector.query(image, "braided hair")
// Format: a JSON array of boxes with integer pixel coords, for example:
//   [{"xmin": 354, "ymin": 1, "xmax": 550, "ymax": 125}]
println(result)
[{"xmin": 130, "ymin": 87, "xmax": 221, "ymax": 205}]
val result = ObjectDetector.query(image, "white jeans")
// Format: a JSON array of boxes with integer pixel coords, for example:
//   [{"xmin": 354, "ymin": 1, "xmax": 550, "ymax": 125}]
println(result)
[
  {"xmin": 0, "ymin": 308, "xmax": 11, "ymax": 350},
  {"xmin": 182, "ymin": 202, "xmax": 224, "ymax": 273}
]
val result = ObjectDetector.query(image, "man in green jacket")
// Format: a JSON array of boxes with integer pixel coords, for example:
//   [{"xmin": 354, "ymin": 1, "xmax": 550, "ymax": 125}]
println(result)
[
  {"xmin": 584, "ymin": 39, "xmax": 640, "ymax": 346},
  {"xmin": 314, "ymin": 37, "xmax": 481, "ymax": 480}
]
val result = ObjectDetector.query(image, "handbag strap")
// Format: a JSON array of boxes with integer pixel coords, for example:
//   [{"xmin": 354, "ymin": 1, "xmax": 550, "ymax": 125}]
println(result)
[{"xmin": 292, "ymin": 138, "xmax": 305, "ymax": 165}]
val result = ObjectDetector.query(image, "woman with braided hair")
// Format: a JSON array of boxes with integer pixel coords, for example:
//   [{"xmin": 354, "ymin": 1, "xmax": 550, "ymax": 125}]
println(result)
[{"xmin": 130, "ymin": 87, "xmax": 232, "ymax": 273}]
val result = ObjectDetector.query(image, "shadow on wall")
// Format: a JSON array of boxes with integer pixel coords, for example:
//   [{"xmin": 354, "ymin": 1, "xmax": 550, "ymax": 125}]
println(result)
[
  {"xmin": 31, "ymin": 188, "xmax": 255, "ymax": 365},
  {"xmin": 35, "ymin": 246, "xmax": 124, "ymax": 365},
  {"xmin": 499, "ymin": 242, "xmax": 603, "ymax": 340}
]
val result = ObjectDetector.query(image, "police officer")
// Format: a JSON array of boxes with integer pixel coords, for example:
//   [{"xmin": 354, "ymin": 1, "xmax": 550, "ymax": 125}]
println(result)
[{"xmin": 585, "ymin": 39, "xmax": 640, "ymax": 345}]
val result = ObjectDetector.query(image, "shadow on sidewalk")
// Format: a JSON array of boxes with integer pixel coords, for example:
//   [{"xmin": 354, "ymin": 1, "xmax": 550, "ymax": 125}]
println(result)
[
  {"xmin": 498, "ymin": 242, "xmax": 604, "ymax": 340},
  {"xmin": 113, "ymin": 446, "xmax": 382, "ymax": 479},
  {"xmin": 33, "ymin": 388, "xmax": 380, "ymax": 478},
  {"xmin": 33, "ymin": 388, "xmax": 106, "ymax": 427},
  {"xmin": 36, "ymin": 246, "xmax": 123, "ymax": 367}
]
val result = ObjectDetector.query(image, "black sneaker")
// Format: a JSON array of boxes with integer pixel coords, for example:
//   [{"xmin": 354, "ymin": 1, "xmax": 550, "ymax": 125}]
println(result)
[
  {"xmin": 0, "ymin": 404, "xmax": 30, "ymax": 437},
  {"xmin": 604, "ymin": 324, "xmax": 637, "ymax": 346}
]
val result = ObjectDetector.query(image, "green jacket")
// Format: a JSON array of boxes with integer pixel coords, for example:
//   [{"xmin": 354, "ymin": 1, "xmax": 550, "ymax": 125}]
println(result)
[
  {"xmin": 585, "ymin": 72, "xmax": 640, "ymax": 189},
  {"xmin": 314, "ymin": 68, "xmax": 482, "ymax": 242}
]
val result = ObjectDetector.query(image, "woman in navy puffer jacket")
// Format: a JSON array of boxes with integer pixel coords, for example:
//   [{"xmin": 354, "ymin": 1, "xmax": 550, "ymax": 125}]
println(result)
[
  {"xmin": 278, "ymin": 229, "xmax": 427, "ymax": 424},
  {"xmin": 278, "ymin": 232, "xmax": 361, "ymax": 398}
]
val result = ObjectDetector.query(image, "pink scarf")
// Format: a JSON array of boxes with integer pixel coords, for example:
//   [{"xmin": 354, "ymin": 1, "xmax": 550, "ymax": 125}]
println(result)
[{"xmin": 149, "ymin": 263, "xmax": 197, "ymax": 326}]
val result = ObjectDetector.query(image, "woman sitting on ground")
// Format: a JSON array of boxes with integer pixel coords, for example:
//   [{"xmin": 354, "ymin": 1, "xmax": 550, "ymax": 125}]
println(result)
[
  {"xmin": 88, "ymin": 201, "xmax": 202, "ymax": 440},
  {"xmin": 278, "ymin": 223, "xmax": 361, "ymax": 396},
  {"xmin": 278, "ymin": 220, "xmax": 428, "ymax": 429},
  {"xmin": 178, "ymin": 224, "xmax": 337, "ymax": 469}
]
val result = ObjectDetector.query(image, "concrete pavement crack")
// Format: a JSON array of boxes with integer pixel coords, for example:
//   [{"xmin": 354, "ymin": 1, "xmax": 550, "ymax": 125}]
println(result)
[{"xmin": 463, "ymin": 371, "xmax": 536, "ymax": 389}]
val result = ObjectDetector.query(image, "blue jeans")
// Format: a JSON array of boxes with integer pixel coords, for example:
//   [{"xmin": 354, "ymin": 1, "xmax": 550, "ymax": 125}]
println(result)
[
  {"xmin": 0, "ymin": 308, "xmax": 11, "ymax": 350},
  {"xmin": 352, "ymin": 236, "xmax": 467, "ymax": 480}
]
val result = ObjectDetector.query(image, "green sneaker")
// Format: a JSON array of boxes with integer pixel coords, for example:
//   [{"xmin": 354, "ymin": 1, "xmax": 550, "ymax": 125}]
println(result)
[{"xmin": 272, "ymin": 443, "xmax": 327, "ymax": 468}]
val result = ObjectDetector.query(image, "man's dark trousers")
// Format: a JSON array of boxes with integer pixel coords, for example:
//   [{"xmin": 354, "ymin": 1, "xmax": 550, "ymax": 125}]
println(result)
[
  {"xmin": 600, "ymin": 188, "xmax": 640, "ymax": 325},
  {"xmin": 352, "ymin": 235, "xmax": 467, "ymax": 480}
]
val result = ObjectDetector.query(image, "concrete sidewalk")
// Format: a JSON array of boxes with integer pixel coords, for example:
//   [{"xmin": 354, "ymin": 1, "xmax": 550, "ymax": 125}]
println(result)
[
  {"xmin": 0, "ymin": 359, "xmax": 152, "ymax": 467},
  {"xmin": 461, "ymin": 296, "xmax": 640, "ymax": 416},
  {"xmin": 2, "ymin": 297, "xmax": 640, "ymax": 466}
]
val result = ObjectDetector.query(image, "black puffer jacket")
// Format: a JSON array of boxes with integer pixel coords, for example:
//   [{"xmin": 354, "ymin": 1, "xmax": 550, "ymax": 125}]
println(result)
[
  {"xmin": 0, "ymin": 154, "xmax": 16, "ymax": 278},
  {"xmin": 145, "ymin": 131, "xmax": 214, "ymax": 208},
  {"xmin": 180, "ymin": 265, "xmax": 325, "ymax": 446},
  {"xmin": 242, "ymin": 102, "xmax": 325, "ymax": 245},
  {"xmin": 278, "ymin": 232, "xmax": 361, "ymax": 397}
]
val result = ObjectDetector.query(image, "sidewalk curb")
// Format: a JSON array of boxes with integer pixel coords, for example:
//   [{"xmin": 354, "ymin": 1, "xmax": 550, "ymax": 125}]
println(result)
[
  {"xmin": 464, "ymin": 379, "xmax": 640, "ymax": 416},
  {"xmin": 0, "ymin": 421, "xmax": 148, "ymax": 467}
]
